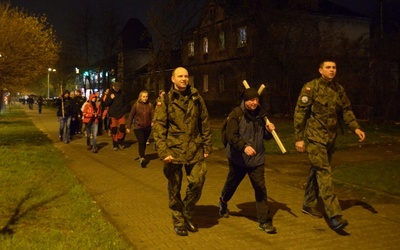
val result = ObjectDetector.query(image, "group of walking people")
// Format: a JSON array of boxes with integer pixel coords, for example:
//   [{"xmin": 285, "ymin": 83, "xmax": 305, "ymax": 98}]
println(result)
[
  {"xmin": 56, "ymin": 89, "xmax": 109, "ymax": 150},
  {"xmin": 56, "ymin": 61, "xmax": 366, "ymax": 237},
  {"xmin": 152, "ymin": 62, "xmax": 365, "ymax": 237},
  {"xmin": 56, "ymin": 81, "xmax": 160, "ymax": 166}
]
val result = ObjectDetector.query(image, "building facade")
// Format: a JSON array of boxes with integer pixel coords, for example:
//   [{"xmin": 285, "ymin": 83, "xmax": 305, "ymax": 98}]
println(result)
[{"xmin": 181, "ymin": 0, "xmax": 371, "ymax": 116}]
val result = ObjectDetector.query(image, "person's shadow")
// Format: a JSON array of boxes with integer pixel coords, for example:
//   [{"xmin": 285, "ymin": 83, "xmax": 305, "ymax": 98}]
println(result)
[
  {"xmin": 232, "ymin": 198, "xmax": 298, "ymax": 222},
  {"xmin": 134, "ymin": 153, "xmax": 159, "ymax": 168},
  {"xmin": 194, "ymin": 198, "xmax": 298, "ymax": 230},
  {"xmin": 331, "ymin": 199, "xmax": 378, "ymax": 235},
  {"xmin": 194, "ymin": 205, "xmax": 220, "ymax": 229},
  {"xmin": 124, "ymin": 139, "xmax": 136, "ymax": 149},
  {"xmin": 340, "ymin": 199, "xmax": 378, "ymax": 214},
  {"xmin": 97, "ymin": 142, "xmax": 109, "ymax": 152}
]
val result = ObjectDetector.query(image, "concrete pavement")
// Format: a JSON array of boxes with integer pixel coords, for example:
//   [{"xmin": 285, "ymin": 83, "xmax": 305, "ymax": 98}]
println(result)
[{"xmin": 25, "ymin": 105, "xmax": 400, "ymax": 250}]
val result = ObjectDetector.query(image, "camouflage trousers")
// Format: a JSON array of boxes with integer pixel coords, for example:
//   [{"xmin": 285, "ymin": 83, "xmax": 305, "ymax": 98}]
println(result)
[
  {"xmin": 163, "ymin": 161, "xmax": 207, "ymax": 227},
  {"xmin": 304, "ymin": 141, "xmax": 342, "ymax": 219}
]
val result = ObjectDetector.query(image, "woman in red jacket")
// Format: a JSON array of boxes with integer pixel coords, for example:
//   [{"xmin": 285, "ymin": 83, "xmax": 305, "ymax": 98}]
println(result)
[
  {"xmin": 83, "ymin": 94, "xmax": 102, "ymax": 153},
  {"xmin": 126, "ymin": 90, "xmax": 154, "ymax": 167}
]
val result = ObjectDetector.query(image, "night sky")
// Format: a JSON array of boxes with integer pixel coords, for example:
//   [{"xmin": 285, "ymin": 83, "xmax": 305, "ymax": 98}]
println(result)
[
  {"xmin": 8, "ymin": 0, "xmax": 154, "ymax": 39},
  {"xmin": 7, "ymin": 0, "xmax": 400, "ymax": 40}
]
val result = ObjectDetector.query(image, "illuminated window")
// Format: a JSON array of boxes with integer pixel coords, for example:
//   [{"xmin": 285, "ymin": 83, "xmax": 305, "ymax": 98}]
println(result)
[
  {"xmin": 219, "ymin": 31, "xmax": 225, "ymax": 51},
  {"xmin": 203, "ymin": 75, "xmax": 209, "ymax": 92},
  {"xmin": 237, "ymin": 26, "xmax": 247, "ymax": 47},
  {"xmin": 188, "ymin": 41, "xmax": 195, "ymax": 57},
  {"xmin": 203, "ymin": 37, "xmax": 208, "ymax": 54},
  {"xmin": 219, "ymin": 74, "xmax": 225, "ymax": 93}
]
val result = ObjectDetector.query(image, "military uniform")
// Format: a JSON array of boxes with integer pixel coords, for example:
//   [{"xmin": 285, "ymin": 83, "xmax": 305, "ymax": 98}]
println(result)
[
  {"xmin": 294, "ymin": 77, "xmax": 361, "ymax": 219},
  {"xmin": 153, "ymin": 86, "xmax": 212, "ymax": 228}
]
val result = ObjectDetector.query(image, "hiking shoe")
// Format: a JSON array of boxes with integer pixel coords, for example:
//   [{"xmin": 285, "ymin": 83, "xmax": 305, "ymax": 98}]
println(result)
[
  {"xmin": 113, "ymin": 147, "xmax": 118, "ymax": 151},
  {"xmin": 302, "ymin": 206, "xmax": 323, "ymax": 218},
  {"xmin": 64, "ymin": 140, "xmax": 70, "ymax": 144},
  {"xmin": 219, "ymin": 198, "xmax": 229, "ymax": 218},
  {"xmin": 59, "ymin": 136, "xmax": 63, "ymax": 141},
  {"xmin": 92, "ymin": 147, "xmax": 98, "ymax": 153},
  {"xmin": 259, "ymin": 222, "xmax": 276, "ymax": 234},
  {"xmin": 118, "ymin": 144, "xmax": 125, "ymax": 150},
  {"xmin": 174, "ymin": 226, "xmax": 188, "ymax": 236},
  {"xmin": 139, "ymin": 157, "xmax": 146, "ymax": 168},
  {"xmin": 330, "ymin": 216, "xmax": 348, "ymax": 231},
  {"xmin": 87, "ymin": 145, "xmax": 92, "ymax": 150}
]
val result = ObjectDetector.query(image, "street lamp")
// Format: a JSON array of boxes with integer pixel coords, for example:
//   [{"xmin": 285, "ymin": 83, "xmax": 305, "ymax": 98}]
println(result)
[{"xmin": 47, "ymin": 68, "xmax": 56, "ymax": 99}]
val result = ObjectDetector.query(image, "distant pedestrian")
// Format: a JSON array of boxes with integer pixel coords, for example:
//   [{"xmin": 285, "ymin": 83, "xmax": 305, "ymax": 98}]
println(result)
[
  {"xmin": 27, "ymin": 96, "xmax": 34, "ymax": 110},
  {"xmin": 104, "ymin": 82, "xmax": 129, "ymax": 151},
  {"xmin": 151, "ymin": 90, "xmax": 166, "ymax": 149},
  {"xmin": 153, "ymin": 67, "xmax": 212, "ymax": 236},
  {"xmin": 83, "ymin": 94, "xmax": 102, "ymax": 153},
  {"xmin": 72, "ymin": 90, "xmax": 86, "ymax": 135},
  {"xmin": 37, "ymin": 96, "xmax": 44, "ymax": 114},
  {"xmin": 154, "ymin": 89, "xmax": 166, "ymax": 110},
  {"xmin": 95, "ymin": 91, "xmax": 104, "ymax": 135},
  {"xmin": 294, "ymin": 59, "xmax": 366, "ymax": 231},
  {"xmin": 101, "ymin": 88, "xmax": 111, "ymax": 136},
  {"xmin": 56, "ymin": 90, "xmax": 75, "ymax": 144},
  {"xmin": 126, "ymin": 90, "xmax": 154, "ymax": 167},
  {"xmin": 219, "ymin": 87, "xmax": 277, "ymax": 234}
]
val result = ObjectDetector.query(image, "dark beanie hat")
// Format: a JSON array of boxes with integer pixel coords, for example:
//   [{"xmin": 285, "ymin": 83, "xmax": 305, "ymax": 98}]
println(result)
[
  {"xmin": 64, "ymin": 89, "xmax": 70, "ymax": 95},
  {"xmin": 113, "ymin": 81, "xmax": 121, "ymax": 92},
  {"xmin": 243, "ymin": 88, "xmax": 259, "ymax": 101}
]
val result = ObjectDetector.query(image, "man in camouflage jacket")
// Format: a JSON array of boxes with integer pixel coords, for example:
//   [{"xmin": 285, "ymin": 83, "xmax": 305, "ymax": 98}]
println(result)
[
  {"xmin": 153, "ymin": 67, "xmax": 212, "ymax": 236},
  {"xmin": 294, "ymin": 60, "xmax": 365, "ymax": 231}
]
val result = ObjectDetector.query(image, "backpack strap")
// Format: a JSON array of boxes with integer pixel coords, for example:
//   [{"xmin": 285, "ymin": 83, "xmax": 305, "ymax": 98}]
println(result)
[{"xmin": 230, "ymin": 106, "xmax": 243, "ymax": 121}]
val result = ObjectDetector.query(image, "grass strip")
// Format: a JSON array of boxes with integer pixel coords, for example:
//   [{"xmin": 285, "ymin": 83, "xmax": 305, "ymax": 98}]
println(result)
[{"xmin": 0, "ymin": 109, "xmax": 131, "ymax": 249}]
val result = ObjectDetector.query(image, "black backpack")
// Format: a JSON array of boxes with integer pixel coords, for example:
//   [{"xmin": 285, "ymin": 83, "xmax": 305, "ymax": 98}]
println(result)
[{"xmin": 221, "ymin": 107, "xmax": 243, "ymax": 148}]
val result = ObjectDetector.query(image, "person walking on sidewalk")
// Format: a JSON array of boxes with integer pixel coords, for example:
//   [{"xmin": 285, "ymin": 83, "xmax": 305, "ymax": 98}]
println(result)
[
  {"xmin": 126, "ymin": 90, "xmax": 154, "ymax": 168},
  {"xmin": 151, "ymin": 90, "xmax": 166, "ymax": 149},
  {"xmin": 27, "ymin": 96, "xmax": 34, "ymax": 110},
  {"xmin": 37, "ymin": 96, "xmax": 44, "ymax": 114},
  {"xmin": 82, "ymin": 94, "xmax": 102, "ymax": 153},
  {"xmin": 294, "ymin": 59, "xmax": 366, "ymax": 231},
  {"xmin": 95, "ymin": 91, "xmax": 104, "ymax": 136},
  {"xmin": 153, "ymin": 67, "xmax": 212, "ymax": 236},
  {"xmin": 72, "ymin": 89, "xmax": 86, "ymax": 135},
  {"xmin": 56, "ymin": 90, "xmax": 75, "ymax": 144},
  {"xmin": 104, "ymin": 81, "xmax": 128, "ymax": 151},
  {"xmin": 219, "ymin": 87, "xmax": 277, "ymax": 234},
  {"xmin": 101, "ymin": 88, "xmax": 111, "ymax": 136}
]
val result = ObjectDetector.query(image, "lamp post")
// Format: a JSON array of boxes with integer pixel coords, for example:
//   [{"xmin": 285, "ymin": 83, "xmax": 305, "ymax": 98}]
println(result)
[{"xmin": 47, "ymin": 68, "xmax": 56, "ymax": 99}]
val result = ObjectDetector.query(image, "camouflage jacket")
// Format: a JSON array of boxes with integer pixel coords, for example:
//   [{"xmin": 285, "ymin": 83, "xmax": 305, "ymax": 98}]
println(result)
[
  {"xmin": 294, "ymin": 77, "xmax": 361, "ymax": 145},
  {"xmin": 153, "ymin": 86, "xmax": 212, "ymax": 164}
]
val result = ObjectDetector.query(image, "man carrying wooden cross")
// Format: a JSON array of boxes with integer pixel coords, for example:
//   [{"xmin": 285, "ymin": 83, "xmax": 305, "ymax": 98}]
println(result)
[{"xmin": 218, "ymin": 87, "xmax": 278, "ymax": 234}]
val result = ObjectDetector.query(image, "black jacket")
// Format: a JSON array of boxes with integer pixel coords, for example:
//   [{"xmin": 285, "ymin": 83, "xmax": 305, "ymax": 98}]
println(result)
[
  {"xmin": 104, "ymin": 90, "xmax": 128, "ymax": 119},
  {"xmin": 56, "ymin": 97, "xmax": 74, "ymax": 117},
  {"xmin": 226, "ymin": 102, "xmax": 272, "ymax": 167}
]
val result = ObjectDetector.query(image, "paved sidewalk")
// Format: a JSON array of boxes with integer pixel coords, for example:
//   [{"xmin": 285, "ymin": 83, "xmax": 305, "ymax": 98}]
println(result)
[{"xmin": 26, "ymin": 105, "xmax": 400, "ymax": 249}]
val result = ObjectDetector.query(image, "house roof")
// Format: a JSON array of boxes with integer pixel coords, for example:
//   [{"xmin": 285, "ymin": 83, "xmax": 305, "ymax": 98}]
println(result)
[
  {"xmin": 121, "ymin": 18, "xmax": 152, "ymax": 50},
  {"xmin": 312, "ymin": 0, "xmax": 370, "ymax": 19}
]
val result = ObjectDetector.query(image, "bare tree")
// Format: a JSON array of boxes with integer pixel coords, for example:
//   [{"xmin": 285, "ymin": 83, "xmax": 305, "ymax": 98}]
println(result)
[{"xmin": 147, "ymin": 0, "xmax": 206, "ymax": 72}]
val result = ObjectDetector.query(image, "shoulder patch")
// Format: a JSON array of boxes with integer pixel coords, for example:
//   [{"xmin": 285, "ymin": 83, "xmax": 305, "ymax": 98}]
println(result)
[{"xmin": 300, "ymin": 95, "xmax": 309, "ymax": 104}]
